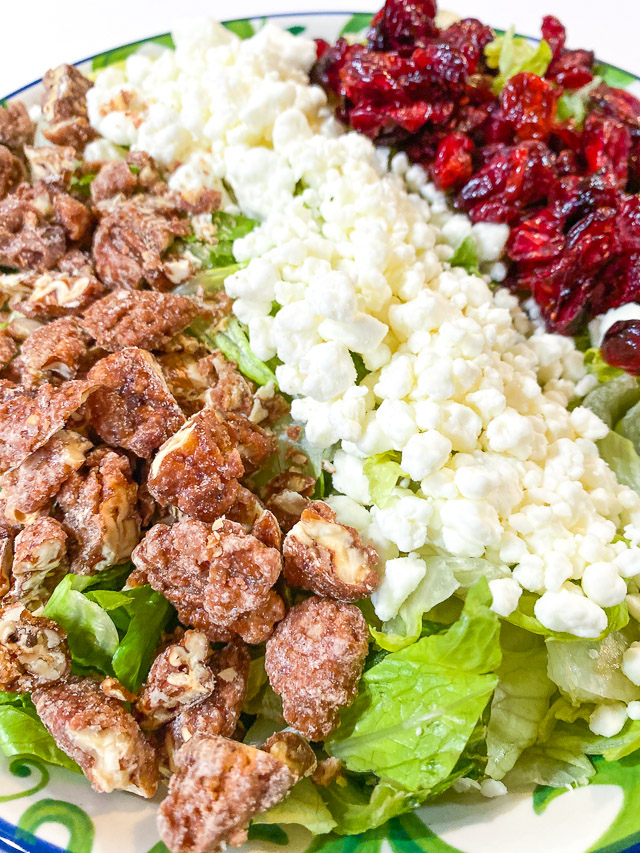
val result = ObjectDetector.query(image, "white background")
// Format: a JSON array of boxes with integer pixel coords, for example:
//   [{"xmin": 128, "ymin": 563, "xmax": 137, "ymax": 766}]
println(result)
[{"xmin": 1, "ymin": 0, "xmax": 640, "ymax": 97}]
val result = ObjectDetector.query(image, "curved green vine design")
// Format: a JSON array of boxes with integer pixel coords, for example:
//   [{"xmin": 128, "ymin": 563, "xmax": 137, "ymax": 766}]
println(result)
[
  {"xmin": 16, "ymin": 799, "xmax": 94, "ymax": 853},
  {"xmin": 0, "ymin": 757, "xmax": 49, "ymax": 803}
]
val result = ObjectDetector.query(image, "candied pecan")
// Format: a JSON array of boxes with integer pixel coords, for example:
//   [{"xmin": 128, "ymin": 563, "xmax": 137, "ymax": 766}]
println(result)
[
  {"xmin": 195, "ymin": 351, "xmax": 254, "ymax": 416},
  {"xmin": 173, "ymin": 187, "xmax": 221, "ymax": 216},
  {"xmin": 6, "ymin": 517, "xmax": 68, "ymax": 606},
  {"xmin": 136, "ymin": 631, "xmax": 216, "ymax": 731},
  {"xmin": 52, "ymin": 192, "xmax": 93, "ymax": 244},
  {"xmin": 263, "ymin": 732, "xmax": 317, "ymax": 781},
  {"xmin": 0, "ymin": 378, "xmax": 98, "ymax": 474},
  {"xmin": 311, "ymin": 756, "xmax": 342, "ymax": 787},
  {"xmin": 90, "ymin": 160, "xmax": 137, "ymax": 203},
  {"xmin": 17, "ymin": 265, "xmax": 105, "ymax": 319},
  {"xmin": 157, "ymin": 734, "xmax": 295, "ymax": 853},
  {"xmin": 167, "ymin": 639, "xmax": 250, "ymax": 758},
  {"xmin": 0, "ymin": 331, "xmax": 17, "ymax": 371},
  {"xmin": 24, "ymin": 145, "xmax": 76, "ymax": 186},
  {"xmin": 148, "ymin": 409, "xmax": 243, "ymax": 521},
  {"xmin": 17, "ymin": 317, "xmax": 89, "ymax": 386},
  {"xmin": 82, "ymin": 290, "xmax": 199, "ymax": 353},
  {"xmin": 283, "ymin": 501, "xmax": 378, "ymax": 601},
  {"xmin": 0, "ymin": 430, "xmax": 91, "ymax": 525},
  {"xmin": 41, "ymin": 65, "xmax": 96, "ymax": 149},
  {"xmin": 87, "ymin": 348, "xmax": 185, "ymax": 457},
  {"xmin": 264, "ymin": 471, "xmax": 316, "ymax": 533},
  {"xmin": 225, "ymin": 412, "xmax": 276, "ymax": 476},
  {"xmin": 132, "ymin": 519, "xmax": 283, "ymax": 644},
  {"xmin": 226, "ymin": 487, "xmax": 282, "ymax": 551},
  {"xmin": 101, "ymin": 676, "xmax": 136, "ymax": 703},
  {"xmin": 0, "ymin": 145, "xmax": 26, "ymax": 200},
  {"xmin": 265, "ymin": 596, "xmax": 368, "ymax": 740},
  {"xmin": 0, "ymin": 102, "xmax": 34, "ymax": 153},
  {"xmin": 0, "ymin": 603, "xmax": 70, "ymax": 692},
  {"xmin": 92, "ymin": 195, "xmax": 190, "ymax": 291},
  {"xmin": 0, "ymin": 531, "xmax": 13, "ymax": 599},
  {"xmin": 33, "ymin": 676, "xmax": 158, "ymax": 797},
  {"xmin": 57, "ymin": 447, "xmax": 140, "ymax": 573},
  {"xmin": 0, "ymin": 183, "xmax": 67, "ymax": 271},
  {"xmin": 125, "ymin": 151, "xmax": 164, "ymax": 192}
]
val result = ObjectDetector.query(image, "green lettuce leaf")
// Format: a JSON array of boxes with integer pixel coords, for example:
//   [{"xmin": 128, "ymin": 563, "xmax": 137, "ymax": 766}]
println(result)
[
  {"xmin": 176, "ymin": 263, "xmax": 247, "ymax": 296},
  {"xmin": 583, "ymin": 347, "xmax": 625, "ymax": 383},
  {"xmin": 597, "ymin": 430, "xmax": 640, "ymax": 494},
  {"xmin": 112, "ymin": 586, "xmax": 173, "ymax": 692},
  {"xmin": 450, "ymin": 237, "xmax": 479, "ymax": 274},
  {"xmin": 320, "ymin": 777, "xmax": 418, "ymax": 836},
  {"xmin": 43, "ymin": 575, "xmax": 119, "ymax": 672},
  {"xmin": 546, "ymin": 632, "xmax": 640, "ymax": 704},
  {"xmin": 581, "ymin": 373, "xmax": 640, "ymax": 428},
  {"xmin": 203, "ymin": 318, "xmax": 277, "ymax": 387},
  {"xmin": 255, "ymin": 779, "xmax": 337, "ymax": 834},
  {"xmin": 504, "ymin": 723, "xmax": 596, "ymax": 788},
  {"xmin": 327, "ymin": 581, "xmax": 500, "ymax": 790},
  {"xmin": 486, "ymin": 628, "xmax": 556, "ymax": 780},
  {"xmin": 485, "ymin": 28, "xmax": 553, "ymax": 93},
  {"xmin": 363, "ymin": 452, "xmax": 406, "ymax": 508},
  {"xmin": 556, "ymin": 79, "xmax": 602, "ymax": 128},
  {"xmin": 616, "ymin": 399, "xmax": 640, "ymax": 456},
  {"xmin": 0, "ymin": 694, "xmax": 79, "ymax": 772}
]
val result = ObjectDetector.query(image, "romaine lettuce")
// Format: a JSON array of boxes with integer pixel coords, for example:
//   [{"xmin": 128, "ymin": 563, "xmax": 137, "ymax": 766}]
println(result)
[
  {"xmin": 485, "ymin": 28, "xmax": 553, "ymax": 93},
  {"xmin": 362, "ymin": 452, "xmax": 406, "ymax": 508},
  {"xmin": 0, "ymin": 693, "xmax": 79, "ymax": 772}
]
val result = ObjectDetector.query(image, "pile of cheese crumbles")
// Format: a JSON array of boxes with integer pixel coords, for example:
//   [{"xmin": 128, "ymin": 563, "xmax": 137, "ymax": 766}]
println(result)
[{"xmin": 83, "ymin": 19, "xmax": 640, "ymax": 640}]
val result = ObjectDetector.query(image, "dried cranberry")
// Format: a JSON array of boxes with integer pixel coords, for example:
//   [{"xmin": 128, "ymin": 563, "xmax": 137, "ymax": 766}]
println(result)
[
  {"xmin": 500, "ymin": 72, "xmax": 558, "ymax": 141},
  {"xmin": 618, "ymin": 196, "xmax": 640, "ymax": 252},
  {"xmin": 546, "ymin": 50, "xmax": 594, "ymax": 89},
  {"xmin": 508, "ymin": 209, "xmax": 565, "ymax": 262},
  {"xmin": 310, "ymin": 38, "xmax": 352, "ymax": 92},
  {"xmin": 541, "ymin": 15, "xmax": 566, "ymax": 60},
  {"xmin": 591, "ymin": 85, "xmax": 640, "ymax": 129},
  {"xmin": 315, "ymin": 39, "xmax": 330, "ymax": 62},
  {"xmin": 436, "ymin": 19, "xmax": 494, "ymax": 74},
  {"xmin": 601, "ymin": 320, "xmax": 640, "ymax": 374},
  {"xmin": 432, "ymin": 132, "xmax": 474, "ymax": 190},
  {"xmin": 368, "ymin": 0, "xmax": 438, "ymax": 53},
  {"xmin": 583, "ymin": 115, "xmax": 632, "ymax": 187}
]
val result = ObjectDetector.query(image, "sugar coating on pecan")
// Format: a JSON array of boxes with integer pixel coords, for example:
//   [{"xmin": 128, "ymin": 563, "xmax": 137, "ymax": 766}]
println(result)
[
  {"xmin": 264, "ymin": 471, "xmax": 316, "ymax": 533},
  {"xmin": 6, "ymin": 517, "xmax": 68, "ymax": 606},
  {"xmin": 87, "ymin": 348, "xmax": 185, "ymax": 457},
  {"xmin": 24, "ymin": 145, "xmax": 76, "ymax": 186},
  {"xmin": 51, "ymin": 191, "xmax": 93, "ymax": 243},
  {"xmin": 0, "ymin": 183, "xmax": 67, "ymax": 271},
  {"xmin": 0, "ymin": 330, "xmax": 17, "ymax": 370},
  {"xmin": 41, "ymin": 65, "xmax": 96, "ymax": 149},
  {"xmin": 92, "ymin": 195, "xmax": 191, "ymax": 291},
  {"xmin": 132, "ymin": 519, "xmax": 283, "ymax": 644},
  {"xmin": 136, "ymin": 630, "xmax": 215, "ymax": 731},
  {"xmin": 148, "ymin": 409, "xmax": 243, "ymax": 521},
  {"xmin": 283, "ymin": 501, "xmax": 379, "ymax": 602},
  {"xmin": 167, "ymin": 639, "xmax": 250, "ymax": 758},
  {"xmin": 199, "ymin": 352, "xmax": 255, "ymax": 416},
  {"xmin": 16, "ymin": 264, "xmax": 106, "ymax": 320},
  {"xmin": 0, "ymin": 532, "xmax": 13, "ymax": 600},
  {"xmin": 265, "ymin": 596, "xmax": 369, "ymax": 741},
  {"xmin": 226, "ymin": 487, "xmax": 282, "ymax": 552},
  {"xmin": 32, "ymin": 676, "xmax": 158, "ymax": 797},
  {"xmin": 17, "ymin": 317, "xmax": 89, "ymax": 386},
  {"xmin": 0, "ymin": 604, "xmax": 70, "ymax": 692},
  {"xmin": 263, "ymin": 732, "xmax": 317, "ymax": 781},
  {"xmin": 57, "ymin": 448, "xmax": 140, "ymax": 573},
  {"xmin": 0, "ymin": 145, "xmax": 26, "ymax": 201},
  {"xmin": 0, "ymin": 378, "xmax": 98, "ymax": 474},
  {"xmin": 157, "ymin": 734, "xmax": 295, "ymax": 853},
  {"xmin": 0, "ymin": 430, "xmax": 91, "ymax": 525},
  {"xmin": 90, "ymin": 161, "xmax": 137, "ymax": 203},
  {"xmin": 82, "ymin": 290, "xmax": 199, "ymax": 353},
  {"xmin": 0, "ymin": 101, "xmax": 35, "ymax": 153},
  {"xmin": 225, "ymin": 412, "xmax": 276, "ymax": 475}
]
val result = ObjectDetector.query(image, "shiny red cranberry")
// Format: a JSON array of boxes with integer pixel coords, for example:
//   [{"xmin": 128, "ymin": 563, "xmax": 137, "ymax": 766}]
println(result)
[
  {"xmin": 541, "ymin": 15, "xmax": 566, "ymax": 59},
  {"xmin": 368, "ymin": 0, "xmax": 438, "ymax": 52},
  {"xmin": 601, "ymin": 320, "xmax": 640, "ymax": 374},
  {"xmin": 583, "ymin": 115, "xmax": 632, "ymax": 187},
  {"xmin": 546, "ymin": 50, "xmax": 594, "ymax": 88},
  {"xmin": 432, "ymin": 132, "xmax": 474, "ymax": 190},
  {"xmin": 436, "ymin": 19, "xmax": 494, "ymax": 74},
  {"xmin": 591, "ymin": 85, "xmax": 640, "ymax": 129},
  {"xmin": 315, "ymin": 39, "xmax": 330, "ymax": 61},
  {"xmin": 508, "ymin": 209, "xmax": 565, "ymax": 262},
  {"xmin": 500, "ymin": 72, "xmax": 558, "ymax": 141}
]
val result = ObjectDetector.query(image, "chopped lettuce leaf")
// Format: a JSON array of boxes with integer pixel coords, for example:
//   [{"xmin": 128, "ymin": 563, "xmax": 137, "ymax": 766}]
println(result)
[
  {"xmin": 583, "ymin": 347, "xmax": 625, "ymax": 383},
  {"xmin": 320, "ymin": 777, "xmax": 418, "ymax": 836},
  {"xmin": 255, "ymin": 779, "xmax": 337, "ymax": 835},
  {"xmin": 597, "ymin": 430, "xmax": 640, "ymax": 494},
  {"xmin": 43, "ymin": 575, "xmax": 119, "ymax": 672},
  {"xmin": 581, "ymin": 372, "xmax": 640, "ymax": 428},
  {"xmin": 112, "ymin": 586, "xmax": 173, "ymax": 692},
  {"xmin": 208, "ymin": 211, "xmax": 258, "ymax": 267},
  {"xmin": 327, "ymin": 581, "xmax": 500, "ymax": 790},
  {"xmin": 616, "ymin": 399, "xmax": 640, "ymax": 456},
  {"xmin": 371, "ymin": 556, "xmax": 459, "ymax": 652},
  {"xmin": 447, "ymin": 555, "xmax": 511, "ymax": 588},
  {"xmin": 0, "ymin": 694, "xmax": 79, "ymax": 772},
  {"xmin": 207, "ymin": 318, "xmax": 277, "ymax": 387},
  {"xmin": 176, "ymin": 262, "xmax": 248, "ymax": 296},
  {"xmin": 363, "ymin": 452, "xmax": 406, "ymax": 508},
  {"xmin": 486, "ymin": 628, "xmax": 556, "ymax": 780},
  {"xmin": 504, "ymin": 723, "xmax": 596, "ymax": 788},
  {"xmin": 485, "ymin": 28, "xmax": 553, "ymax": 93},
  {"xmin": 546, "ymin": 632, "xmax": 640, "ymax": 704},
  {"xmin": 450, "ymin": 237, "xmax": 479, "ymax": 274},
  {"xmin": 556, "ymin": 78, "xmax": 601, "ymax": 128}
]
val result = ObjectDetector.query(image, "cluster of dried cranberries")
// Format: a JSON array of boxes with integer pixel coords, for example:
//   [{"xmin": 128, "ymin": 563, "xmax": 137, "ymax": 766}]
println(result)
[{"xmin": 313, "ymin": 0, "xmax": 640, "ymax": 338}]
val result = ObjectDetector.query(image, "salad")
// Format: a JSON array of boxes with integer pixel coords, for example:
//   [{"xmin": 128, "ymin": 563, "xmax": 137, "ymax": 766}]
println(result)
[{"xmin": 1, "ymin": 3, "xmax": 640, "ymax": 852}]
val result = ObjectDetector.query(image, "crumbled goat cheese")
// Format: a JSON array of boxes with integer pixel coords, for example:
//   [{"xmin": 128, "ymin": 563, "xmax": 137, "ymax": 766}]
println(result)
[
  {"xmin": 90, "ymin": 19, "xmax": 640, "ymax": 638},
  {"xmin": 589, "ymin": 702, "xmax": 628, "ymax": 737}
]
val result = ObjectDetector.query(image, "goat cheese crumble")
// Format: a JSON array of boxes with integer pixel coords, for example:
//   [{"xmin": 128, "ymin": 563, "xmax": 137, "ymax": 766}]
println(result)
[{"xmin": 88, "ymin": 19, "xmax": 640, "ymax": 639}]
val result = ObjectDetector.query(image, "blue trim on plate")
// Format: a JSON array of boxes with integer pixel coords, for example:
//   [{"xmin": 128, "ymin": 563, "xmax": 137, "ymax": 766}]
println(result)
[{"xmin": 0, "ymin": 10, "xmax": 639, "ymax": 853}]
